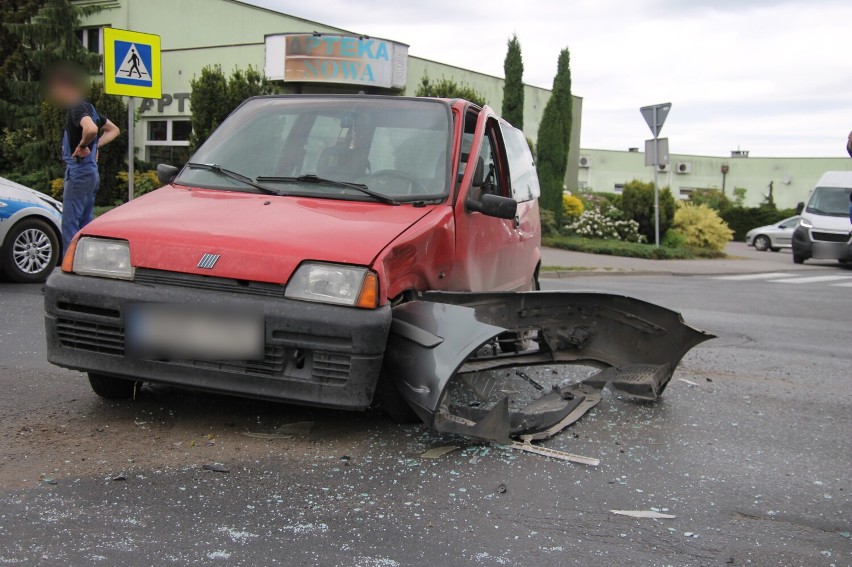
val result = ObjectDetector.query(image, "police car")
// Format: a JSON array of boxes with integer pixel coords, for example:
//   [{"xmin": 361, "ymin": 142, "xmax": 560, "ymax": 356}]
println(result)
[{"xmin": 0, "ymin": 176, "xmax": 63, "ymax": 283}]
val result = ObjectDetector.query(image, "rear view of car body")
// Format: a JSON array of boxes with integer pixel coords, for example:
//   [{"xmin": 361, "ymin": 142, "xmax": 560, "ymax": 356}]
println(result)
[
  {"xmin": 0, "ymin": 176, "xmax": 63, "ymax": 282},
  {"xmin": 792, "ymin": 171, "xmax": 852, "ymax": 263}
]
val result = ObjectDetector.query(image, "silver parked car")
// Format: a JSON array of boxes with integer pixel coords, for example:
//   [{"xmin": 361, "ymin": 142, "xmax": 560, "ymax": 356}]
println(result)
[
  {"xmin": 745, "ymin": 215, "xmax": 801, "ymax": 252},
  {"xmin": 0, "ymin": 176, "xmax": 63, "ymax": 283}
]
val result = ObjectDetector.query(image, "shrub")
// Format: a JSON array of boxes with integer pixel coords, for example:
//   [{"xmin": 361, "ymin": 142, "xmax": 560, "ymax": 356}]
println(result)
[
  {"xmin": 621, "ymin": 179, "xmax": 676, "ymax": 243},
  {"xmin": 562, "ymin": 194, "xmax": 584, "ymax": 221},
  {"xmin": 50, "ymin": 178, "xmax": 64, "ymax": 200},
  {"xmin": 539, "ymin": 208, "xmax": 559, "ymax": 236},
  {"xmin": 662, "ymin": 229, "xmax": 687, "ymax": 249},
  {"xmin": 673, "ymin": 202, "xmax": 734, "ymax": 251},
  {"xmin": 580, "ymin": 191, "xmax": 622, "ymax": 213},
  {"xmin": 116, "ymin": 170, "xmax": 160, "ymax": 199},
  {"xmin": 565, "ymin": 208, "xmax": 645, "ymax": 243},
  {"xmin": 688, "ymin": 188, "xmax": 731, "ymax": 213}
]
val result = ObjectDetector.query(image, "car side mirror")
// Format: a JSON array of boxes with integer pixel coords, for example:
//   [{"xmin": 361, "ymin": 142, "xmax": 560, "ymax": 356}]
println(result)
[
  {"xmin": 795, "ymin": 201, "xmax": 804, "ymax": 215},
  {"xmin": 465, "ymin": 193, "xmax": 518, "ymax": 220},
  {"xmin": 157, "ymin": 163, "xmax": 179, "ymax": 186}
]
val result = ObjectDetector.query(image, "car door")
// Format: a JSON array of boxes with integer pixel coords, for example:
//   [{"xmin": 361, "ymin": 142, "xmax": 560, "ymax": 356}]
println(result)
[
  {"xmin": 453, "ymin": 111, "xmax": 525, "ymax": 292},
  {"xmin": 499, "ymin": 121, "xmax": 542, "ymax": 288},
  {"xmin": 775, "ymin": 216, "xmax": 800, "ymax": 246}
]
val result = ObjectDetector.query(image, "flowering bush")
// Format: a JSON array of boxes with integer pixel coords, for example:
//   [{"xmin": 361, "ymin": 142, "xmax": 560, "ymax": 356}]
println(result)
[
  {"xmin": 672, "ymin": 202, "xmax": 733, "ymax": 251},
  {"xmin": 564, "ymin": 207, "xmax": 645, "ymax": 243},
  {"xmin": 562, "ymin": 194, "xmax": 584, "ymax": 221}
]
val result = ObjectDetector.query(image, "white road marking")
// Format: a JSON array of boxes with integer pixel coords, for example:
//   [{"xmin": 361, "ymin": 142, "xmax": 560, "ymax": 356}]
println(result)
[
  {"xmin": 768, "ymin": 275, "xmax": 852, "ymax": 284},
  {"xmin": 713, "ymin": 272, "xmax": 799, "ymax": 281},
  {"xmin": 831, "ymin": 282, "xmax": 852, "ymax": 287}
]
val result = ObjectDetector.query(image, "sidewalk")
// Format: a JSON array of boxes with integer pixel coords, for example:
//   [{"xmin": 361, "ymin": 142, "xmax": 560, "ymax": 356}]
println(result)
[{"xmin": 541, "ymin": 241, "xmax": 837, "ymax": 277}]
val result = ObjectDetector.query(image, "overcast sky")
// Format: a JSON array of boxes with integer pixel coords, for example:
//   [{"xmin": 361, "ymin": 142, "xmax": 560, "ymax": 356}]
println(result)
[{"xmin": 246, "ymin": 0, "xmax": 851, "ymax": 157}]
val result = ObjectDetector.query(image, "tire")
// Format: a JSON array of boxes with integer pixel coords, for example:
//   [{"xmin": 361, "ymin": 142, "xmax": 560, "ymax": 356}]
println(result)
[
  {"xmin": 753, "ymin": 235, "xmax": 770, "ymax": 252},
  {"xmin": 373, "ymin": 369, "xmax": 420, "ymax": 424},
  {"xmin": 793, "ymin": 254, "xmax": 806, "ymax": 264},
  {"xmin": 88, "ymin": 373, "xmax": 139, "ymax": 399},
  {"xmin": 770, "ymin": 248, "xmax": 781, "ymax": 252},
  {"xmin": 839, "ymin": 259, "xmax": 849, "ymax": 265},
  {"xmin": 1, "ymin": 218, "xmax": 59, "ymax": 283}
]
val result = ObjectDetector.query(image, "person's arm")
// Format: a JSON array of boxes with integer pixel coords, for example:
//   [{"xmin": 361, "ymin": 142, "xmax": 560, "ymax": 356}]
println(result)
[
  {"xmin": 847, "ymin": 130, "xmax": 852, "ymax": 158},
  {"xmin": 71, "ymin": 116, "xmax": 99, "ymax": 159},
  {"xmin": 97, "ymin": 119, "xmax": 120, "ymax": 149}
]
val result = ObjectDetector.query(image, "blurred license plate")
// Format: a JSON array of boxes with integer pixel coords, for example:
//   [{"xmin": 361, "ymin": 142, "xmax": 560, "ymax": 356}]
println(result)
[{"xmin": 126, "ymin": 304, "xmax": 264, "ymax": 361}]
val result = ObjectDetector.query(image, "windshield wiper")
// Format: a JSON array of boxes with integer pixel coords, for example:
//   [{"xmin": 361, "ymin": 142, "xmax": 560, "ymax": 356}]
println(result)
[
  {"xmin": 185, "ymin": 162, "xmax": 281, "ymax": 196},
  {"xmin": 256, "ymin": 174, "xmax": 400, "ymax": 206}
]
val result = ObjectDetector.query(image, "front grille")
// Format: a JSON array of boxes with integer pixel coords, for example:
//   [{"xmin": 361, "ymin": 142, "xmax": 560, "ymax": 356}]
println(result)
[
  {"xmin": 56, "ymin": 318, "xmax": 124, "ymax": 356},
  {"xmin": 175, "ymin": 346, "xmax": 289, "ymax": 378},
  {"xmin": 55, "ymin": 315, "xmax": 351, "ymax": 382},
  {"xmin": 811, "ymin": 231, "xmax": 850, "ymax": 243},
  {"xmin": 313, "ymin": 351, "xmax": 352, "ymax": 382},
  {"xmin": 134, "ymin": 268, "xmax": 285, "ymax": 298}
]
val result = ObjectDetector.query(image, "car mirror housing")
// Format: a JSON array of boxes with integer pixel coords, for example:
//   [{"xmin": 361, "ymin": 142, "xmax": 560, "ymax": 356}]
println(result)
[
  {"xmin": 157, "ymin": 164, "xmax": 179, "ymax": 186},
  {"xmin": 465, "ymin": 193, "xmax": 518, "ymax": 220}
]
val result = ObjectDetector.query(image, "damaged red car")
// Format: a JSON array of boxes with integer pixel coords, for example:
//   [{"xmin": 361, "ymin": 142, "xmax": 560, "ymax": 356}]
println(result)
[{"xmin": 45, "ymin": 95, "xmax": 710, "ymax": 443}]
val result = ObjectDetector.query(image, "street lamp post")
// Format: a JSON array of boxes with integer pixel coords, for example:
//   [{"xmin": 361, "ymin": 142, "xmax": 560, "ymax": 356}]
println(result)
[
  {"xmin": 721, "ymin": 164, "xmax": 729, "ymax": 196},
  {"xmin": 640, "ymin": 103, "xmax": 672, "ymax": 248}
]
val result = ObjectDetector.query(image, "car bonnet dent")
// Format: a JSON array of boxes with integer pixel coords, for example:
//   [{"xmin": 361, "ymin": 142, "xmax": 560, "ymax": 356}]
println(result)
[{"xmin": 385, "ymin": 291, "xmax": 714, "ymax": 444}]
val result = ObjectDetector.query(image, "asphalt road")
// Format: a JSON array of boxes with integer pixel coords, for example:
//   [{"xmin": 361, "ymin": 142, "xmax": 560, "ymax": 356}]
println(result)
[{"xmin": 0, "ymin": 267, "xmax": 850, "ymax": 566}]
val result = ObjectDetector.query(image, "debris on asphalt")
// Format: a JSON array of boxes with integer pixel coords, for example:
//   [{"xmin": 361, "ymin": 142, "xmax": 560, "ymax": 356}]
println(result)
[
  {"xmin": 678, "ymin": 378, "xmax": 699, "ymax": 386},
  {"xmin": 610, "ymin": 510, "xmax": 676, "ymax": 519},
  {"xmin": 276, "ymin": 421, "xmax": 314, "ymax": 435},
  {"xmin": 42, "ymin": 476, "xmax": 57, "ymax": 485},
  {"xmin": 496, "ymin": 483, "xmax": 507, "ymax": 494},
  {"xmin": 683, "ymin": 532, "xmax": 700, "ymax": 538},
  {"xmin": 202, "ymin": 463, "xmax": 230, "ymax": 473},
  {"xmin": 241, "ymin": 432, "xmax": 293, "ymax": 440},
  {"xmin": 111, "ymin": 474, "xmax": 126, "ymax": 481},
  {"xmin": 420, "ymin": 445, "xmax": 460, "ymax": 459},
  {"xmin": 509, "ymin": 441, "xmax": 599, "ymax": 466}
]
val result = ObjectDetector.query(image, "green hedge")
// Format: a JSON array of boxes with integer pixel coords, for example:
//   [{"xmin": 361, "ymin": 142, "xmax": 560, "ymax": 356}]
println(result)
[
  {"xmin": 720, "ymin": 206, "xmax": 798, "ymax": 241},
  {"xmin": 542, "ymin": 235, "xmax": 726, "ymax": 260}
]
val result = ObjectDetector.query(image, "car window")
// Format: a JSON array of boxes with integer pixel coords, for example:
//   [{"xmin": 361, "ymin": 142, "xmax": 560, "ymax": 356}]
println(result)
[
  {"xmin": 499, "ymin": 122, "xmax": 540, "ymax": 202},
  {"xmin": 476, "ymin": 124, "xmax": 508, "ymax": 199},
  {"xmin": 779, "ymin": 217, "xmax": 799, "ymax": 229},
  {"xmin": 176, "ymin": 98, "xmax": 453, "ymax": 202},
  {"xmin": 806, "ymin": 186, "xmax": 852, "ymax": 217}
]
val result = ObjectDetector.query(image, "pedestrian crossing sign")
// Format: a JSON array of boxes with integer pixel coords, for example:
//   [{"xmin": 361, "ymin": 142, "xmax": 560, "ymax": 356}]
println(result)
[{"xmin": 103, "ymin": 28, "xmax": 161, "ymax": 98}]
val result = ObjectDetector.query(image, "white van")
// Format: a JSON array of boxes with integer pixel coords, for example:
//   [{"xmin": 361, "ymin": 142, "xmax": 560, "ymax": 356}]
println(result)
[{"xmin": 792, "ymin": 171, "xmax": 852, "ymax": 264}]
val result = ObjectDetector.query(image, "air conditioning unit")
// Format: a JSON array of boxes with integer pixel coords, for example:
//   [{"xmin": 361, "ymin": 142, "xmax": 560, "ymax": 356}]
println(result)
[
  {"xmin": 579, "ymin": 156, "xmax": 591, "ymax": 168},
  {"xmin": 676, "ymin": 161, "xmax": 692, "ymax": 174},
  {"xmin": 657, "ymin": 163, "xmax": 670, "ymax": 173}
]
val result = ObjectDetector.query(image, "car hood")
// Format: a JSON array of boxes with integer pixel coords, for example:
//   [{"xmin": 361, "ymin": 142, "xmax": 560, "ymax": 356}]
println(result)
[
  {"xmin": 801, "ymin": 212, "xmax": 851, "ymax": 232},
  {"xmin": 82, "ymin": 185, "xmax": 434, "ymax": 284}
]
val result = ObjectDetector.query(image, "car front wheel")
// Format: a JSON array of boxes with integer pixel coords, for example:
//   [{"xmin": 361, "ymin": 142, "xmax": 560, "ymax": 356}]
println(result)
[{"xmin": 1, "ymin": 218, "xmax": 59, "ymax": 283}]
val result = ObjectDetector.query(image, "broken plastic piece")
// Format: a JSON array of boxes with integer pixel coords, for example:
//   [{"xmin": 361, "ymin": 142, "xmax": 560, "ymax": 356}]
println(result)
[
  {"xmin": 276, "ymin": 421, "xmax": 314, "ymax": 434},
  {"xmin": 241, "ymin": 432, "xmax": 293, "ymax": 440},
  {"xmin": 202, "ymin": 463, "xmax": 230, "ymax": 473},
  {"xmin": 509, "ymin": 441, "xmax": 600, "ymax": 466},
  {"xmin": 420, "ymin": 445, "xmax": 461, "ymax": 459},
  {"xmin": 610, "ymin": 510, "xmax": 676, "ymax": 519}
]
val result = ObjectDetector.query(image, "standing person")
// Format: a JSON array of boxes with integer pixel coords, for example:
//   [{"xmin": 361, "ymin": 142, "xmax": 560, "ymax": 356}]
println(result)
[{"xmin": 46, "ymin": 66, "xmax": 120, "ymax": 251}]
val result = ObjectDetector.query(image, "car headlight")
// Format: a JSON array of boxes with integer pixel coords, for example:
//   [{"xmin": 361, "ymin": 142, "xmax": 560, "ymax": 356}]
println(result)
[
  {"xmin": 70, "ymin": 237, "xmax": 134, "ymax": 280},
  {"xmin": 799, "ymin": 218, "xmax": 813, "ymax": 229},
  {"xmin": 285, "ymin": 262, "xmax": 378, "ymax": 308}
]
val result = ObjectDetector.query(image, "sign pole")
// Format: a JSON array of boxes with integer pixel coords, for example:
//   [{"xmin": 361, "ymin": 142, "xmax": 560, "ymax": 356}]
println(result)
[
  {"xmin": 639, "ymin": 102, "xmax": 672, "ymax": 249},
  {"xmin": 652, "ymin": 106, "xmax": 659, "ymax": 248},
  {"xmin": 127, "ymin": 97, "xmax": 135, "ymax": 202}
]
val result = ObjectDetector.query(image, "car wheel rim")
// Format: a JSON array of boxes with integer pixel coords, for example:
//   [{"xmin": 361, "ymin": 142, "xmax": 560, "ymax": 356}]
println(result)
[
  {"xmin": 755, "ymin": 237, "xmax": 767, "ymax": 251},
  {"xmin": 12, "ymin": 228, "xmax": 53, "ymax": 274}
]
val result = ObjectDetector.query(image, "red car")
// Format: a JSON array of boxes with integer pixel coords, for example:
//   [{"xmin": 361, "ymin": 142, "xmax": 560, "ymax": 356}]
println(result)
[
  {"xmin": 45, "ymin": 97, "xmax": 539, "ymax": 405},
  {"xmin": 45, "ymin": 95, "xmax": 709, "ymax": 440}
]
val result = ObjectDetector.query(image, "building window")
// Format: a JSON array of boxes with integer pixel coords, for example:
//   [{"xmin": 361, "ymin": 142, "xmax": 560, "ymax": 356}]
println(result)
[
  {"xmin": 144, "ymin": 119, "xmax": 192, "ymax": 165},
  {"xmin": 76, "ymin": 27, "xmax": 103, "ymax": 55}
]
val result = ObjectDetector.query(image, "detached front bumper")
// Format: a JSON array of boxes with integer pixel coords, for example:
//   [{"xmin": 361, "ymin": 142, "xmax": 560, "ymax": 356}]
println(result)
[{"xmin": 44, "ymin": 270, "xmax": 391, "ymax": 409}]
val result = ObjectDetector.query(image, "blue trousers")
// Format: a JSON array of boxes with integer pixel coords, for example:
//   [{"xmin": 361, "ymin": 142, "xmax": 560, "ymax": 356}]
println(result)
[{"xmin": 62, "ymin": 164, "xmax": 99, "ymax": 251}]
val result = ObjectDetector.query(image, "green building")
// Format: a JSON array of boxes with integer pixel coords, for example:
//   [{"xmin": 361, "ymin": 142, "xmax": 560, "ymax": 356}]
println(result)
[
  {"xmin": 578, "ymin": 148, "xmax": 852, "ymax": 210},
  {"xmin": 75, "ymin": 0, "xmax": 582, "ymax": 188}
]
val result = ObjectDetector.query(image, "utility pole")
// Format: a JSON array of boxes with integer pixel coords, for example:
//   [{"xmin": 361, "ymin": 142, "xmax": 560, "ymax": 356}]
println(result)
[{"xmin": 640, "ymin": 103, "xmax": 672, "ymax": 247}]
